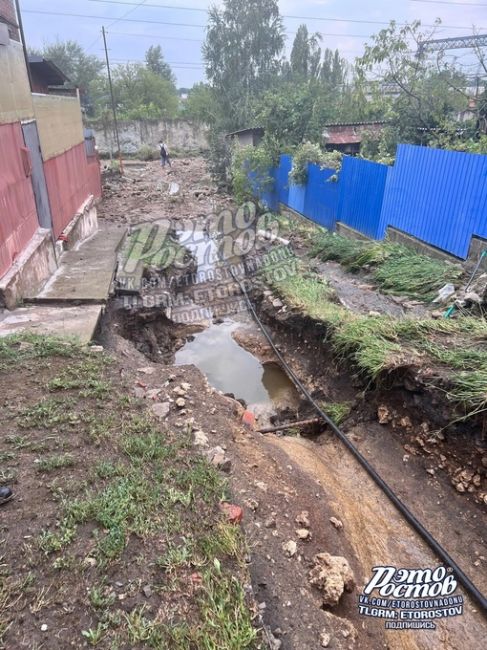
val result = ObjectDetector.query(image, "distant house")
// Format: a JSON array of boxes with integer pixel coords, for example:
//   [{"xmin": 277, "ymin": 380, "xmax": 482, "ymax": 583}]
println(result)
[
  {"xmin": 322, "ymin": 121, "xmax": 386, "ymax": 155},
  {"xmin": 28, "ymin": 55, "xmax": 75, "ymax": 96},
  {"xmin": 226, "ymin": 127, "xmax": 265, "ymax": 148},
  {"xmin": 0, "ymin": 0, "xmax": 102, "ymax": 308}
]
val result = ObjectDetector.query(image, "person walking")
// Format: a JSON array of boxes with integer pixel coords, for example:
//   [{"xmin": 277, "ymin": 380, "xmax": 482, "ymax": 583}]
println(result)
[{"xmin": 159, "ymin": 140, "xmax": 171, "ymax": 168}]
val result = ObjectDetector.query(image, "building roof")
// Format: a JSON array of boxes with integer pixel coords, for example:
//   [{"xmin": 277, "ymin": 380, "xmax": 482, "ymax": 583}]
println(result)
[
  {"xmin": 226, "ymin": 127, "xmax": 264, "ymax": 137},
  {"xmin": 327, "ymin": 133, "xmax": 363, "ymax": 145},
  {"xmin": 323, "ymin": 120, "xmax": 387, "ymax": 128},
  {"xmin": 28, "ymin": 55, "xmax": 71, "ymax": 86}
]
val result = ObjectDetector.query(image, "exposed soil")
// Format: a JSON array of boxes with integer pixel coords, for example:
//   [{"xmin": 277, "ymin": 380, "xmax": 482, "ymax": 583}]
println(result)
[{"xmin": 5, "ymin": 157, "xmax": 484, "ymax": 648}]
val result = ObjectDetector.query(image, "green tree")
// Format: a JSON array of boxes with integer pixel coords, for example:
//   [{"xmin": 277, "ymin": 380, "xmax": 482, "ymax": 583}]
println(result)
[
  {"xmin": 145, "ymin": 45, "xmax": 176, "ymax": 85},
  {"xmin": 203, "ymin": 0, "xmax": 285, "ymax": 130},
  {"xmin": 290, "ymin": 25, "xmax": 321, "ymax": 80},
  {"xmin": 30, "ymin": 40, "xmax": 104, "ymax": 113},
  {"xmin": 113, "ymin": 63, "xmax": 178, "ymax": 119},
  {"xmin": 182, "ymin": 83, "xmax": 219, "ymax": 124}
]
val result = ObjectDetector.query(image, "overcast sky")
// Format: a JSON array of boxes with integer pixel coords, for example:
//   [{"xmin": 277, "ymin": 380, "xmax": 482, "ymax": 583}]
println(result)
[{"xmin": 20, "ymin": 0, "xmax": 487, "ymax": 88}]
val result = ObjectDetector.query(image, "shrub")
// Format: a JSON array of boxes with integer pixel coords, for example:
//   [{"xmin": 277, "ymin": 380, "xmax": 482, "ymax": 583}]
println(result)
[{"xmin": 289, "ymin": 141, "xmax": 342, "ymax": 185}]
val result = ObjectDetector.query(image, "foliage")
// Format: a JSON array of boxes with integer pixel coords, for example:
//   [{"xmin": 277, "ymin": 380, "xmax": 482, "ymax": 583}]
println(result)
[
  {"xmin": 310, "ymin": 232, "xmax": 464, "ymax": 301},
  {"xmin": 182, "ymin": 83, "xmax": 219, "ymax": 124},
  {"xmin": 289, "ymin": 142, "xmax": 342, "ymax": 185},
  {"xmin": 145, "ymin": 45, "xmax": 176, "ymax": 85},
  {"xmin": 112, "ymin": 63, "xmax": 178, "ymax": 120},
  {"xmin": 230, "ymin": 142, "xmax": 276, "ymax": 203}
]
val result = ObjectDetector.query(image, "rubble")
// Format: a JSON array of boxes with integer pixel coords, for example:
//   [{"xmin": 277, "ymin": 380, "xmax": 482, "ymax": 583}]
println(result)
[{"xmin": 308, "ymin": 553, "xmax": 355, "ymax": 607}]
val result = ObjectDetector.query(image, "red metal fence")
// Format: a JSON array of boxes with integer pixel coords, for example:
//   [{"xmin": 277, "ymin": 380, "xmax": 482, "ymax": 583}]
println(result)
[
  {"xmin": 43, "ymin": 142, "xmax": 102, "ymax": 238},
  {"xmin": 0, "ymin": 122, "xmax": 38, "ymax": 277}
]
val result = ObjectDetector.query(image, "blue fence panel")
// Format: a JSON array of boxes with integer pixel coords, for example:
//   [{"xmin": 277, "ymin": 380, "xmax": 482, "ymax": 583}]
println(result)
[
  {"xmin": 275, "ymin": 154, "xmax": 292, "ymax": 206},
  {"xmin": 380, "ymin": 144, "xmax": 487, "ymax": 259},
  {"xmin": 337, "ymin": 156, "xmax": 390, "ymax": 239},
  {"xmin": 303, "ymin": 163, "xmax": 339, "ymax": 229},
  {"xmin": 288, "ymin": 182, "xmax": 306, "ymax": 214}
]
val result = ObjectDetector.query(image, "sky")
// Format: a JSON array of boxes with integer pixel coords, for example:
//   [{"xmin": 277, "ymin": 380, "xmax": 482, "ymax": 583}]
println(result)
[{"xmin": 20, "ymin": 0, "xmax": 487, "ymax": 88}]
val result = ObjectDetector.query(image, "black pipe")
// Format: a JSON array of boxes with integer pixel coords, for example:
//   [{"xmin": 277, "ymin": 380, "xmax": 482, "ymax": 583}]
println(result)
[{"xmin": 233, "ymin": 272, "xmax": 487, "ymax": 615}]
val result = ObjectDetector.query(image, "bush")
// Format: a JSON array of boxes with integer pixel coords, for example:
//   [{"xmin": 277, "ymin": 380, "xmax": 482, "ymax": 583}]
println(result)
[
  {"xmin": 230, "ymin": 142, "xmax": 276, "ymax": 204},
  {"xmin": 138, "ymin": 144, "xmax": 157, "ymax": 161},
  {"xmin": 289, "ymin": 141, "xmax": 342, "ymax": 185}
]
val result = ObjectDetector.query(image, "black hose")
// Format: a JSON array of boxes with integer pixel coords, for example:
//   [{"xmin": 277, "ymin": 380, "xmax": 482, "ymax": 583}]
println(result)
[{"xmin": 233, "ymin": 272, "xmax": 487, "ymax": 614}]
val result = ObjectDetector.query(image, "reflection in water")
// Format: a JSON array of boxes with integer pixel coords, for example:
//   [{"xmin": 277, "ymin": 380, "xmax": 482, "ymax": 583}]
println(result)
[{"xmin": 174, "ymin": 320, "xmax": 298, "ymax": 411}]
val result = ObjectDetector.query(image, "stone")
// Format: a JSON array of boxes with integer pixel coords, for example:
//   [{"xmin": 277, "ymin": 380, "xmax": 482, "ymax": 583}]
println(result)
[
  {"xmin": 481, "ymin": 456, "xmax": 487, "ymax": 469},
  {"xmin": 377, "ymin": 405, "xmax": 391, "ymax": 424},
  {"xmin": 320, "ymin": 631, "xmax": 332, "ymax": 648},
  {"xmin": 272, "ymin": 298, "xmax": 283, "ymax": 309},
  {"xmin": 181, "ymin": 382, "xmax": 191, "ymax": 391},
  {"xmin": 455, "ymin": 482, "xmax": 466, "ymax": 493},
  {"xmin": 282, "ymin": 540, "xmax": 297, "ymax": 557},
  {"xmin": 265, "ymin": 516, "xmax": 277, "ymax": 529},
  {"xmin": 142, "ymin": 585, "xmax": 152, "ymax": 598},
  {"xmin": 295, "ymin": 510, "xmax": 310, "ymax": 528},
  {"xmin": 146, "ymin": 388, "xmax": 161, "ymax": 401},
  {"xmin": 40, "ymin": 624, "xmax": 48, "ymax": 632},
  {"xmin": 175, "ymin": 398, "xmax": 186, "ymax": 408},
  {"xmin": 133, "ymin": 386, "xmax": 146, "ymax": 399},
  {"xmin": 296, "ymin": 528, "xmax": 311, "ymax": 540},
  {"xmin": 330, "ymin": 517, "xmax": 343, "ymax": 530},
  {"xmin": 194, "ymin": 430, "xmax": 209, "ymax": 447},
  {"xmin": 244, "ymin": 498, "xmax": 259, "ymax": 511},
  {"xmin": 151, "ymin": 402, "xmax": 170, "ymax": 420},
  {"xmin": 137, "ymin": 366, "xmax": 155, "ymax": 375},
  {"xmin": 89, "ymin": 345, "xmax": 104, "ymax": 353},
  {"xmin": 308, "ymin": 553, "xmax": 355, "ymax": 607},
  {"xmin": 220, "ymin": 502, "xmax": 243, "ymax": 524},
  {"xmin": 174, "ymin": 386, "xmax": 187, "ymax": 397}
]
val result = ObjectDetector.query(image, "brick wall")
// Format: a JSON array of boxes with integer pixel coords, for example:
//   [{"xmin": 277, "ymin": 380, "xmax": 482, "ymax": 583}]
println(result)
[{"xmin": 0, "ymin": 0, "xmax": 19, "ymax": 41}]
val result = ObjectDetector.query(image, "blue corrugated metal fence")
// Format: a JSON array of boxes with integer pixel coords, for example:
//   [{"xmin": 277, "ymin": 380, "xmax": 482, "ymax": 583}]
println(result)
[{"xmin": 250, "ymin": 144, "xmax": 487, "ymax": 259}]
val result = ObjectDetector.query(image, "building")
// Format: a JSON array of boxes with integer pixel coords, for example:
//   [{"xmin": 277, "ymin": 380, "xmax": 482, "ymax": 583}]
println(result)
[
  {"xmin": 226, "ymin": 127, "xmax": 265, "ymax": 148},
  {"xmin": 322, "ymin": 121, "xmax": 386, "ymax": 155},
  {"xmin": 28, "ymin": 54, "xmax": 75, "ymax": 95},
  {"xmin": 0, "ymin": 0, "xmax": 102, "ymax": 308}
]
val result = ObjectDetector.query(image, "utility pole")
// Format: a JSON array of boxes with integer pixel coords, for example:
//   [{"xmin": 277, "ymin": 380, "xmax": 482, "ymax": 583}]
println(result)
[
  {"xmin": 14, "ymin": 0, "xmax": 33, "ymax": 91},
  {"xmin": 102, "ymin": 26, "xmax": 123, "ymax": 175}
]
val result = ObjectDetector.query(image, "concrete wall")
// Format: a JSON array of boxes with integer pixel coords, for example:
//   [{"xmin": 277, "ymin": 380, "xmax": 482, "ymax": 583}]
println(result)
[
  {"xmin": 32, "ymin": 93, "xmax": 85, "ymax": 160},
  {"xmin": 90, "ymin": 118, "xmax": 209, "ymax": 155},
  {"xmin": 0, "ymin": 0, "xmax": 20, "ymax": 41},
  {"xmin": 0, "ymin": 40, "xmax": 34, "ymax": 124}
]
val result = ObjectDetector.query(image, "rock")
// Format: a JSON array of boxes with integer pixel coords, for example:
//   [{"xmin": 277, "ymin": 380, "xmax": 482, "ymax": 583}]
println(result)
[
  {"xmin": 89, "ymin": 345, "xmax": 104, "ymax": 353},
  {"xmin": 295, "ymin": 510, "xmax": 310, "ymax": 528},
  {"xmin": 194, "ymin": 430, "xmax": 209, "ymax": 447},
  {"xmin": 399, "ymin": 416, "xmax": 413, "ymax": 429},
  {"xmin": 320, "ymin": 631, "xmax": 332, "ymax": 648},
  {"xmin": 133, "ymin": 386, "xmax": 146, "ymax": 399},
  {"xmin": 244, "ymin": 498, "xmax": 259, "ymax": 511},
  {"xmin": 146, "ymin": 388, "xmax": 162, "ymax": 400},
  {"xmin": 296, "ymin": 528, "xmax": 311, "ymax": 540},
  {"xmin": 483, "ymin": 494, "xmax": 487, "ymax": 506},
  {"xmin": 181, "ymin": 382, "xmax": 192, "ymax": 391},
  {"xmin": 254, "ymin": 480, "xmax": 268, "ymax": 492},
  {"xmin": 308, "ymin": 553, "xmax": 355, "ymax": 607},
  {"xmin": 220, "ymin": 502, "xmax": 243, "ymax": 524},
  {"xmin": 265, "ymin": 516, "xmax": 277, "ymax": 529},
  {"xmin": 473, "ymin": 474, "xmax": 482, "ymax": 487},
  {"xmin": 142, "ymin": 585, "xmax": 152, "ymax": 598},
  {"xmin": 455, "ymin": 482, "xmax": 466, "ymax": 493},
  {"xmin": 282, "ymin": 540, "xmax": 297, "ymax": 557},
  {"xmin": 330, "ymin": 517, "xmax": 343, "ymax": 530},
  {"xmin": 40, "ymin": 624, "xmax": 48, "ymax": 632},
  {"xmin": 272, "ymin": 298, "xmax": 284, "ymax": 309},
  {"xmin": 175, "ymin": 398, "xmax": 186, "ymax": 408},
  {"xmin": 481, "ymin": 456, "xmax": 487, "ymax": 469},
  {"xmin": 377, "ymin": 405, "xmax": 391, "ymax": 424},
  {"xmin": 151, "ymin": 402, "xmax": 170, "ymax": 420},
  {"xmin": 137, "ymin": 366, "xmax": 155, "ymax": 375},
  {"xmin": 465, "ymin": 291, "xmax": 481, "ymax": 304},
  {"xmin": 174, "ymin": 386, "xmax": 187, "ymax": 397},
  {"xmin": 368, "ymin": 310, "xmax": 381, "ymax": 317}
]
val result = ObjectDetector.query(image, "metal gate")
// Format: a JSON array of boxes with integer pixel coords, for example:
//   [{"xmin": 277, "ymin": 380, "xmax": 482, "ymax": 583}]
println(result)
[{"xmin": 21, "ymin": 121, "xmax": 53, "ymax": 231}]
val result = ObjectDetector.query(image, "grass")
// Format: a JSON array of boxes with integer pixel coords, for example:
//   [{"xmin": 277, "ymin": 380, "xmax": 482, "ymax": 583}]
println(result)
[
  {"xmin": 321, "ymin": 402, "xmax": 352, "ymax": 425},
  {"xmin": 0, "ymin": 334, "xmax": 258, "ymax": 649},
  {"xmin": 310, "ymin": 232, "xmax": 464, "ymax": 301},
  {"xmin": 265, "ymin": 263, "xmax": 487, "ymax": 418}
]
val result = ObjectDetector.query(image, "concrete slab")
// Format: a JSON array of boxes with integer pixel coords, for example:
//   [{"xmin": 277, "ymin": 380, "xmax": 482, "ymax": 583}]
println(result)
[
  {"xmin": 29, "ymin": 224, "xmax": 126, "ymax": 304},
  {"xmin": 0, "ymin": 305, "xmax": 103, "ymax": 345}
]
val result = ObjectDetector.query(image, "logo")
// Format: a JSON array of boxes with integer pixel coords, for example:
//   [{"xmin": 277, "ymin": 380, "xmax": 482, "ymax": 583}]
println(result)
[{"xmin": 358, "ymin": 566, "xmax": 463, "ymax": 630}]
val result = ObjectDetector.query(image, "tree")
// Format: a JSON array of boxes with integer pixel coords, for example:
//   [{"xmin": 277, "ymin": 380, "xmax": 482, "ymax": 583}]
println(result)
[
  {"xmin": 357, "ymin": 21, "xmax": 468, "ymax": 151},
  {"xmin": 182, "ymin": 83, "xmax": 219, "ymax": 124},
  {"xmin": 203, "ymin": 0, "xmax": 285, "ymax": 130},
  {"xmin": 112, "ymin": 63, "xmax": 178, "ymax": 119},
  {"xmin": 31, "ymin": 40, "xmax": 104, "ymax": 113},
  {"xmin": 145, "ymin": 45, "xmax": 176, "ymax": 85},
  {"xmin": 290, "ymin": 25, "xmax": 322, "ymax": 80}
]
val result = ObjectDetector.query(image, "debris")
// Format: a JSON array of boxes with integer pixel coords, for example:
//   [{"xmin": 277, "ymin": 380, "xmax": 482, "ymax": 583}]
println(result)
[
  {"xmin": 137, "ymin": 366, "xmax": 155, "ymax": 375},
  {"xmin": 146, "ymin": 388, "xmax": 162, "ymax": 401},
  {"xmin": 89, "ymin": 345, "xmax": 104, "ymax": 353},
  {"xmin": 320, "ymin": 631, "xmax": 332, "ymax": 648},
  {"xmin": 295, "ymin": 511, "xmax": 310, "ymax": 528},
  {"xmin": 220, "ymin": 502, "xmax": 243, "ymax": 524},
  {"xmin": 433, "ymin": 283, "xmax": 455, "ymax": 303},
  {"xmin": 193, "ymin": 430, "xmax": 209, "ymax": 447},
  {"xmin": 207, "ymin": 446, "xmax": 232, "ymax": 472},
  {"xmin": 151, "ymin": 402, "xmax": 170, "ymax": 420},
  {"xmin": 330, "ymin": 517, "xmax": 343, "ymax": 530},
  {"xmin": 242, "ymin": 410, "xmax": 256, "ymax": 429},
  {"xmin": 0, "ymin": 487, "xmax": 13, "ymax": 505},
  {"xmin": 455, "ymin": 482, "xmax": 466, "ymax": 493},
  {"xmin": 142, "ymin": 585, "xmax": 153, "ymax": 598},
  {"xmin": 296, "ymin": 528, "xmax": 311, "ymax": 540},
  {"xmin": 308, "ymin": 553, "xmax": 355, "ymax": 607},
  {"xmin": 40, "ymin": 624, "xmax": 48, "ymax": 632},
  {"xmin": 175, "ymin": 398, "xmax": 186, "ymax": 408},
  {"xmin": 254, "ymin": 480, "xmax": 268, "ymax": 493},
  {"xmin": 244, "ymin": 498, "xmax": 259, "ymax": 511},
  {"xmin": 282, "ymin": 540, "xmax": 297, "ymax": 557},
  {"xmin": 377, "ymin": 405, "xmax": 391, "ymax": 424},
  {"xmin": 265, "ymin": 516, "xmax": 277, "ymax": 529}
]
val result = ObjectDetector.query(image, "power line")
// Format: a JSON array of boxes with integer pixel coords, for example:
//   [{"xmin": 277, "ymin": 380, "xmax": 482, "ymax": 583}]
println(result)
[
  {"xmin": 22, "ymin": 7, "xmax": 485, "ymax": 31},
  {"xmin": 88, "ymin": 0, "xmax": 206, "ymax": 11},
  {"xmin": 106, "ymin": 0, "xmax": 150, "ymax": 29},
  {"xmin": 109, "ymin": 30, "xmax": 203, "ymax": 42},
  {"xmin": 411, "ymin": 0, "xmax": 487, "ymax": 6}
]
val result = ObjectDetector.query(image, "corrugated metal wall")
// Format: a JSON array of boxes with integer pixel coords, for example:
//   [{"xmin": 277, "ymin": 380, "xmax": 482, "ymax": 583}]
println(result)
[
  {"xmin": 380, "ymin": 144, "xmax": 487, "ymax": 258},
  {"xmin": 304, "ymin": 163, "xmax": 339, "ymax": 230},
  {"xmin": 44, "ymin": 142, "xmax": 102, "ymax": 238},
  {"xmin": 337, "ymin": 156, "xmax": 390, "ymax": 239},
  {"xmin": 0, "ymin": 123, "xmax": 38, "ymax": 277}
]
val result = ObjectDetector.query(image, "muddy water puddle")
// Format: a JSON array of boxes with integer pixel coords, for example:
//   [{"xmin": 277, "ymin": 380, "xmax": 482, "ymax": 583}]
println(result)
[{"xmin": 174, "ymin": 319, "xmax": 299, "ymax": 416}]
